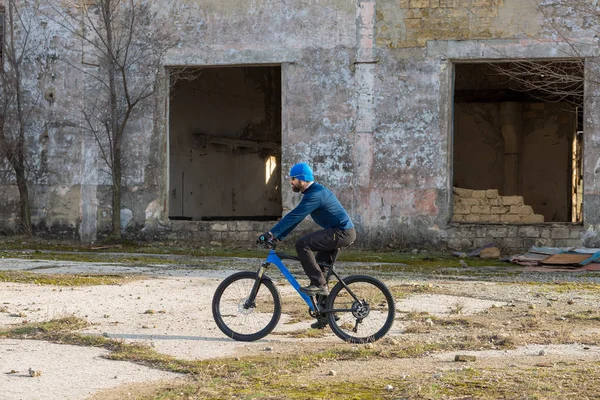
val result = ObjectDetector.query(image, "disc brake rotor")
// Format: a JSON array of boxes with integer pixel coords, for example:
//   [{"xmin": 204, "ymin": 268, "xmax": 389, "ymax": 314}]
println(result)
[{"xmin": 238, "ymin": 299, "xmax": 254, "ymax": 315}]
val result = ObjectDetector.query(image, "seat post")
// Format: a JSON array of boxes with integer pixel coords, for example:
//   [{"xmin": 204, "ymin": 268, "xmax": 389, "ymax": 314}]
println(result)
[{"xmin": 324, "ymin": 248, "xmax": 342, "ymax": 283}]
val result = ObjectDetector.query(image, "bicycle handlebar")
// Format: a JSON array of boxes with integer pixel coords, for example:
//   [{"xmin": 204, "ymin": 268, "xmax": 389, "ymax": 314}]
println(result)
[{"xmin": 257, "ymin": 236, "xmax": 278, "ymax": 250}]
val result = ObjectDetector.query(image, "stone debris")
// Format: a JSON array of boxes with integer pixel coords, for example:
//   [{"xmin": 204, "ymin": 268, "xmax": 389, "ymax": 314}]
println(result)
[
  {"xmin": 479, "ymin": 247, "xmax": 501, "ymax": 259},
  {"xmin": 10, "ymin": 312, "xmax": 27, "ymax": 318},
  {"xmin": 380, "ymin": 337, "xmax": 399, "ymax": 345},
  {"xmin": 453, "ymin": 187, "xmax": 544, "ymax": 224}
]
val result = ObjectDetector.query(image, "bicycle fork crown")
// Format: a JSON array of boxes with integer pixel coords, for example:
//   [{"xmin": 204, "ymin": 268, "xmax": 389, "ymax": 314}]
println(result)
[{"xmin": 257, "ymin": 261, "xmax": 270, "ymax": 278}]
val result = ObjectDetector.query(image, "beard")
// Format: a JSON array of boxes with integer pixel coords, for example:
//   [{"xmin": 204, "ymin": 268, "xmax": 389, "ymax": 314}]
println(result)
[{"xmin": 292, "ymin": 185, "xmax": 301, "ymax": 193}]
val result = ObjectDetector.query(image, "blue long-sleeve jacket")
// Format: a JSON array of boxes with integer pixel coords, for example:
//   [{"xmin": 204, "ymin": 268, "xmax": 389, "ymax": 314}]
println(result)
[{"xmin": 270, "ymin": 183, "xmax": 354, "ymax": 240}]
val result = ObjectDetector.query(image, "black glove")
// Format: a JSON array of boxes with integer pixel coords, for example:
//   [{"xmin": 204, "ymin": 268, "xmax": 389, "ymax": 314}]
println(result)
[{"xmin": 257, "ymin": 232, "xmax": 274, "ymax": 244}]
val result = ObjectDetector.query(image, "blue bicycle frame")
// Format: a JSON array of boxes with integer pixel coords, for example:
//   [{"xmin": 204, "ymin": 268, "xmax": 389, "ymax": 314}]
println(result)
[{"xmin": 261, "ymin": 249, "xmax": 315, "ymax": 310}]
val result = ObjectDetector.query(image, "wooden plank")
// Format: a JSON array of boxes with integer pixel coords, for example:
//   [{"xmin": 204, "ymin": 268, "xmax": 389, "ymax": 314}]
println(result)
[{"xmin": 541, "ymin": 254, "xmax": 591, "ymax": 265}]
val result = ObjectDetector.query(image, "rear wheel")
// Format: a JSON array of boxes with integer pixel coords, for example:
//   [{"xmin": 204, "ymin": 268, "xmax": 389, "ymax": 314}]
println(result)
[
  {"xmin": 326, "ymin": 275, "xmax": 395, "ymax": 343},
  {"xmin": 212, "ymin": 271, "xmax": 281, "ymax": 341}
]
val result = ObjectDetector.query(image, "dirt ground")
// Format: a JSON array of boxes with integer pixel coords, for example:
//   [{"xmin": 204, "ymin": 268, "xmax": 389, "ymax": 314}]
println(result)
[{"xmin": 1, "ymin": 256, "xmax": 600, "ymax": 399}]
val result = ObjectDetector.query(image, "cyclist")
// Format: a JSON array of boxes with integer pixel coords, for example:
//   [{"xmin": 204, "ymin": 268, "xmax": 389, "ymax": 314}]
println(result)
[{"xmin": 260, "ymin": 162, "xmax": 356, "ymax": 328}]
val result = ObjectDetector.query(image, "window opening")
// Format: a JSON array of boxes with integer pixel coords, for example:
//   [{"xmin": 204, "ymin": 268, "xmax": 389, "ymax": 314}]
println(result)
[
  {"xmin": 453, "ymin": 61, "xmax": 584, "ymax": 224},
  {"xmin": 168, "ymin": 65, "xmax": 282, "ymax": 221}
]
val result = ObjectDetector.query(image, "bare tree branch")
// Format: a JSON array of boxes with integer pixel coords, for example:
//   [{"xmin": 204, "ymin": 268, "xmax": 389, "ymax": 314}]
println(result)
[{"xmin": 45, "ymin": 0, "xmax": 180, "ymax": 239}]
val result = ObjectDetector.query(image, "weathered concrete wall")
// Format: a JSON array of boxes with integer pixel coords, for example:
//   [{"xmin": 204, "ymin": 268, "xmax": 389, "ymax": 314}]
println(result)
[
  {"xmin": 376, "ymin": 0, "xmax": 542, "ymax": 48},
  {"xmin": 454, "ymin": 103, "xmax": 504, "ymax": 191},
  {"xmin": 521, "ymin": 103, "xmax": 574, "ymax": 222},
  {"xmin": 2, "ymin": 0, "xmax": 600, "ymax": 252}
]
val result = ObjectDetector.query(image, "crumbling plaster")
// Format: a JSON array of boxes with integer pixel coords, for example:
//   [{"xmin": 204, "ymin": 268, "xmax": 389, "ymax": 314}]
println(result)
[
  {"xmin": 2, "ymin": 0, "xmax": 600, "ymax": 250},
  {"xmin": 162, "ymin": 0, "xmax": 600, "ymax": 248}
]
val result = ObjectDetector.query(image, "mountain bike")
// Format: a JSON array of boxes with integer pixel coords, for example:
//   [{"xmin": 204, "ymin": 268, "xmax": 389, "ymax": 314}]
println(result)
[{"xmin": 212, "ymin": 239, "xmax": 395, "ymax": 344}]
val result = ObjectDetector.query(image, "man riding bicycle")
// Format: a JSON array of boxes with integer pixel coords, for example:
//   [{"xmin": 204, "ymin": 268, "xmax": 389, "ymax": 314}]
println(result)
[{"xmin": 260, "ymin": 162, "xmax": 356, "ymax": 328}]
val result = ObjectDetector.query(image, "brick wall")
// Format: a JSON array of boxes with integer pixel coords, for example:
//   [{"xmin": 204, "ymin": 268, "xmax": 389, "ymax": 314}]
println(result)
[
  {"xmin": 447, "ymin": 223, "xmax": 585, "ymax": 253},
  {"xmin": 167, "ymin": 220, "xmax": 271, "ymax": 246},
  {"xmin": 164, "ymin": 218, "xmax": 584, "ymax": 253},
  {"xmin": 376, "ymin": 0, "xmax": 535, "ymax": 49},
  {"xmin": 453, "ymin": 187, "xmax": 545, "ymax": 224},
  {"xmin": 166, "ymin": 220, "xmax": 314, "ymax": 248}
]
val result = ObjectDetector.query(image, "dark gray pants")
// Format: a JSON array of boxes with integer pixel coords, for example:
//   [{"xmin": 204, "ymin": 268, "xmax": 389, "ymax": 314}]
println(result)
[{"xmin": 295, "ymin": 228, "xmax": 356, "ymax": 287}]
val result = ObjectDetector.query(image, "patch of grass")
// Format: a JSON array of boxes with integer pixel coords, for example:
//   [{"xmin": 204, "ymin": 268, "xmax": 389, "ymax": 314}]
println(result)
[
  {"xmin": 0, "ymin": 316, "xmax": 89, "ymax": 337},
  {"xmin": 0, "ymin": 237, "xmax": 512, "ymax": 274},
  {"xmin": 339, "ymin": 250, "xmax": 507, "ymax": 267},
  {"xmin": 0, "ymin": 316, "xmax": 204, "ymax": 374},
  {"xmin": 9, "ymin": 251, "xmax": 182, "ymax": 265},
  {"xmin": 134, "ymin": 337, "xmax": 522, "ymax": 399},
  {"xmin": 6, "ymin": 313, "xmax": 577, "ymax": 400},
  {"xmin": 436, "ymin": 317, "xmax": 485, "ymax": 328},
  {"xmin": 0, "ymin": 237, "xmax": 267, "ymax": 259},
  {"xmin": 519, "ymin": 316, "xmax": 542, "ymax": 331},
  {"xmin": 272, "ymin": 328, "xmax": 328, "ymax": 339},
  {"xmin": 142, "ymin": 378, "xmax": 401, "ymax": 400},
  {"xmin": 144, "ymin": 358, "xmax": 600, "ymax": 399},
  {"xmin": 401, "ymin": 311, "xmax": 432, "ymax": 321},
  {"xmin": 403, "ymin": 323, "xmax": 431, "ymax": 334},
  {"xmin": 430, "ymin": 362, "xmax": 600, "ymax": 399},
  {"xmin": 449, "ymin": 301, "xmax": 465, "ymax": 315},
  {"xmin": 521, "ymin": 281, "xmax": 600, "ymax": 294},
  {"xmin": 477, "ymin": 333, "xmax": 516, "ymax": 348},
  {"xmin": 565, "ymin": 310, "xmax": 600, "ymax": 321},
  {"xmin": 542, "ymin": 327, "xmax": 574, "ymax": 343},
  {"xmin": 0, "ymin": 271, "xmax": 132, "ymax": 286}
]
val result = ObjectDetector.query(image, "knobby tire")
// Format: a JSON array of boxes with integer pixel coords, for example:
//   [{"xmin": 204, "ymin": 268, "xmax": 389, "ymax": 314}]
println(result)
[
  {"xmin": 326, "ymin": 275, "xmax": 395, "ymax": 343},
  {"xmin": 212, "ymin": 271, "xmax": 282, "ymax": 342}
]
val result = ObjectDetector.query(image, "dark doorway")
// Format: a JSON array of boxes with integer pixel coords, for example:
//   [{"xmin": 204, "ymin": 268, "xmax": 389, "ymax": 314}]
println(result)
[
  {"xmin": 453, "ymin": 61, "xmax": 583, "ymax": 223},
  {"xmin": 168, "ymin": 65, "xmax": 282, "ymax": 221}
]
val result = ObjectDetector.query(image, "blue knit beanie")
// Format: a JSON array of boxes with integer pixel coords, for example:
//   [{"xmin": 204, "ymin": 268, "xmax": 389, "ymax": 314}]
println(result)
[{"xmin": 289, "ymin": 162, "xmax": 314, "ymax": 182}]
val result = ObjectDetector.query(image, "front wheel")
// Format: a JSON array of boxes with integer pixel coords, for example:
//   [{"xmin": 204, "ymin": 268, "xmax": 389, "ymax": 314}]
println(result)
[
  {"xmin": 212, "ymin": 271, "xmax": 281, "ymax": 342},
  {"xmin": 326, "ymin": 275, "xmax": 395, "ymax": 343}
]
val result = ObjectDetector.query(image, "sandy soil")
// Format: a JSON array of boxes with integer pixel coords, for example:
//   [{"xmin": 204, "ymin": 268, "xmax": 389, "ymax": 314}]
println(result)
[{"xmin": 1, "ymin": 256, "xmax": 599, "ymax": 399}]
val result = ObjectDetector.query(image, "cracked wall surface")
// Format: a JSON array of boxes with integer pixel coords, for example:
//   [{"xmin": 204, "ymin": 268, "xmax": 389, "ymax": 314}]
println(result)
[{"xmin": 1, "ymin": 0, "xmax": 599, "ymax": 251}]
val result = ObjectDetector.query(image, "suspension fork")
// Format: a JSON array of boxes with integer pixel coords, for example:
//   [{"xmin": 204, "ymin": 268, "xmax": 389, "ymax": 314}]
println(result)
[{"xmin": 244, "ymin": 261, "xmax": 270, "ymax": 309}]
